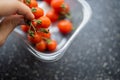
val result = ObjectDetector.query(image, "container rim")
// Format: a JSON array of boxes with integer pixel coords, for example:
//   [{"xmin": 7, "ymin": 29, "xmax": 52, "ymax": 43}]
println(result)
[{"xmin": 14, "ymin": 0, "xmax": 92, "ymax": 61}]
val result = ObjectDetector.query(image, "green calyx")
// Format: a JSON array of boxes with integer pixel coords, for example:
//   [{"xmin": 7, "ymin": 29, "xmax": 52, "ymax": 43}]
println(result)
[
  {"xmin": 46, "ymin": 39, "xmax": 51, "ymax": 44},
  {"xmin": 28, "ymin": 30, "xmax": 34, "ymax": 37},
  {"xmin": 34, "ymin": 20, "xmax": 42, "ymax": 24},
  {"xmin": 25, "ymin": 0, "xmax": 31, "ymax": 5},
  {"xmin": 31, "ymin": 8, "xmax": 37, "ymax": 12},
  {"xmin": 40, "ymin": 28, "xmax": 49, "ymax": 33},
  {"xmin": 25, "ymin": 20, "xmax": 31, "ymax": 26},
  {"xmin": 58, "ymin": 12, "xmax": 72, "ymax": 21},
  {"xmin": 61, "ymin": 4, "xmax": 66, "ymax": 9},
  {"xmin": 65, "ymin": 13, "xmax": 72, "ymax": 21}
]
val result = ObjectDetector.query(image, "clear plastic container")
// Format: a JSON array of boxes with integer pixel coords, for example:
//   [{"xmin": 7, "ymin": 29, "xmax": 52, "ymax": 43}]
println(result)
[{"xmin": 14, "ymin": 0, "xmax": 92, "ymax": 62}]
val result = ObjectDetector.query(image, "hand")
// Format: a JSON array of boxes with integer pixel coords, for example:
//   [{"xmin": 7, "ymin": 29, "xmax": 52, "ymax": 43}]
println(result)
[{"xmin": 0, "ymin": 0, "xmax": 34, "ymax": 46}]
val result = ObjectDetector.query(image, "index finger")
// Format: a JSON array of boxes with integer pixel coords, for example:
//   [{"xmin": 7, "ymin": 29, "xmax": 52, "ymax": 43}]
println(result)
[{"xmin": 16, "ymin": 1, "xmax": 34, "ymax": 20}]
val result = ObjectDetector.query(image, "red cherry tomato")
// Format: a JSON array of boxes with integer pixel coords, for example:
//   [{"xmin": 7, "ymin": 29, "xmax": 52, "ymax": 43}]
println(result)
[
  {"xmin": 36, "ymin": 16, "xmax": 51, "ymax": 28},
  {"xmin": 31, "ymin": 7, "xmax": 44, "ymax": 19},
  {"xmin": 60, "ymin": 3, "xmax": 70, "ymax": 15},
  {"xmin": 24, "ymin": 0, "xmax": 38, "ymax": 8},
  {"xmin": 28, "ymin": 32, "xmax": 42, "ymax": 44},
  {"xmin": 51, "ymin": 0, "xmax": 64, "ymax": 12},
  {"xmin": 46, "ymin": 9, "xmax": 59, "ymax": 22},
  {"xmin": 58, "ymin": 20, "xmax": 73, "ymax": 34},
  {"xmin": 31, "ymin": 20, "xmax": 37, "ymax": 27},
  {"xmin": 37, "ymin": 28, "xmax": 51, "ymax": 38},
  {"xmin": 42, "ymin": 32, "xmax": 51, "ymax": 39},
  {"xmin": 36, "ymin": 40, "xmax": 47, "ymax": 52},
  {"xmin": 21, "ymin": 25, "xmax": 29, "ymax": 33},
  {"xmin": 47, "ymin": 39, "xmax": 57, "ymax": 51},
  {"xmin": 39, "ymin": 32, "xmax": 51, "ymax": 39}
]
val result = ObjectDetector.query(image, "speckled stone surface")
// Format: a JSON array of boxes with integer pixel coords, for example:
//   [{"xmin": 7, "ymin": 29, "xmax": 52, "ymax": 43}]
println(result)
[{"xmin": 0, "ymin": 0, "xmax": 120, "ymax": 80}]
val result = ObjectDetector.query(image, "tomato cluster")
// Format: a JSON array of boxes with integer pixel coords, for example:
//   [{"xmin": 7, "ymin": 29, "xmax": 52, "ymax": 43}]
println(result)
[
  {"xmin": 44, "ymin": 0, "xmax": 73, "ymax": 34},
  {"xmin": 20, "ymin": 0, "xmax": 73, "ymax": 53},
  {"xmin": 21, "ymin": 0, "xmax": 57, "ymax": 52}
]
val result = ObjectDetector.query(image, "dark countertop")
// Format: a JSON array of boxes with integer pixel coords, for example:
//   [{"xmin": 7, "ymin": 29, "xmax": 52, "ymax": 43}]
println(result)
[{"xmin": 0, "ymin": 0, "xmax": 120, "ymax": 80}]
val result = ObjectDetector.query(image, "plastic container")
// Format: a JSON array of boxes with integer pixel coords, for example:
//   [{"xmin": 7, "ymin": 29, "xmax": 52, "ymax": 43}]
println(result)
[{"xmin": 14, "ymin": 0, "xmax": 92, "ymax": 62}]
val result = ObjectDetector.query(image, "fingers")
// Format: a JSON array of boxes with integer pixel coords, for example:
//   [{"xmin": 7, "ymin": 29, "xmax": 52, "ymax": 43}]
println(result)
[
  {"xmin": 0, "ymin": 0, "xmax": 34, "ymax": 20},
  {"xmin": 0, "ymin": 15, "xmax": 25, "ymax": 46}
]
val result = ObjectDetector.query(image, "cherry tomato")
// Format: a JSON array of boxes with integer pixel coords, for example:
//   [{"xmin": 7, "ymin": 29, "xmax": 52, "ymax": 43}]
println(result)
[
  {"xmin": 31, "ymin": 19, "xmax": 41, "ymax": 30},
  {"xmin": 43, "ymin": 0, "xmax": 52, "ymax": 5},
  {"xmin": 51, "ymin": 0, "xmax": 64, "ymax": 12},
  {"xmin": 28, "ymin": 32, "xmax": 42, "ymax": 44},
  {"xmin": 21, "ymin": 25, "xmax": 29, "ymax": 33},
  {"xmin": 24, "ymin": 0, "xmax": 38, "ymax": 8},
  {"xmin": 39, "ymin": 32, "xmax": 51, "ymax": 39},
  {"xmin": 47, "ymin": 39, "xmax": 57, "ymax": 51},
  {"xmin": 37, "ymin": 28, "xmax": 51, "ymax": 38},
  {"xmin": 42, "ymin": 32, "xmax": 51, "ymax": 39},
  {"xmin": 31, "ymin": 20, "xmax": 37, "ymax": 27},
  {"xmin": 58, "ymin": 20, "xmax": 73, "ymax": 34},
  {"xmin": 36, "ymin": 16, "xmax": 51, "ymax": 28},
  {"xmin": 60, "ymin": 3, "xmax": 70, "ymax": 15},
  {"xmin": 36, "ymin": 40, "xmax": 47, "ymax": 52},
  {"xmin": 31, "ymin": 7, "xmax": 44, "ymax": 19},
  {"xmin": 46, "ymin": 9, "xmax": 59, "ymax": 22}
]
